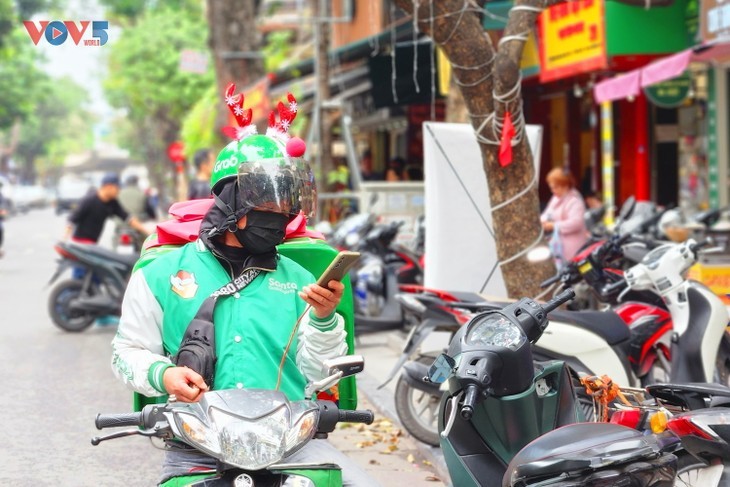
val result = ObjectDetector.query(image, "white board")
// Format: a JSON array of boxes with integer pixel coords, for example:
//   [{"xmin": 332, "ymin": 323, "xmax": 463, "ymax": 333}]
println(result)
[{"xmin": 422, "ymin": 122, "xmax": 543, "ymax": 297}]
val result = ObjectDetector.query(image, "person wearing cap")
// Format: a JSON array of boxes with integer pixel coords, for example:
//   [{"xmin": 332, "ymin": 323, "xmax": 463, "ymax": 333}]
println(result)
[
  {"xmin": 110, "ymin": 87, "xmax": 377, "ymax": 486},
  {"xmin": 64, "ymin": 173, "xmax": 150, "ymax": 245}
]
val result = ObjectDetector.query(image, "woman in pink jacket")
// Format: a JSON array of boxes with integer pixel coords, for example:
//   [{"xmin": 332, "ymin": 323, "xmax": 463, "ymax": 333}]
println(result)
[{"xmin": 540, "ymin": 168, "xmax": 588, "ymax": 268}]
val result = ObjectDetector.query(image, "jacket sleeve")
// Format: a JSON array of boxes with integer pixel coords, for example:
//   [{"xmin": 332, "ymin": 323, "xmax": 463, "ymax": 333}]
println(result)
[
  {"xmin": 557, "ymin": 194, "xmax": 587, "ymax": 235},
  {"xmin": 296, "ymin": 311, "xmax": 348, "ymax": 382},
  {"xmin": 111, "ymin": 270, "xmax": 171, "ymax": 397}
]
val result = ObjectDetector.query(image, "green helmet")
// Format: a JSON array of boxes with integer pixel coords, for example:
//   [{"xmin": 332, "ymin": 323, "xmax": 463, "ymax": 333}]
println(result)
[{"xmin": 210, "ymin": 84, "xmax": 314, "ymax": 218}]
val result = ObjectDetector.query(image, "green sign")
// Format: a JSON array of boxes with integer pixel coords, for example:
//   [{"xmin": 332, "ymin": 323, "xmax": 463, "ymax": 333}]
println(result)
[{"xmin": 644, "ymin": 73, "xmax": 692, "ymax": 108}]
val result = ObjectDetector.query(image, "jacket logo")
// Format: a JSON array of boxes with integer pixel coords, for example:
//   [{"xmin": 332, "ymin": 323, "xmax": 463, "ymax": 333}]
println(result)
[
  {"xmin": 171, "ymin": 270, "xmax": 198, "ymax": 299},
  {"xmin": 268, "ymin": 277, "xmax": 298, "ymax": 294}
]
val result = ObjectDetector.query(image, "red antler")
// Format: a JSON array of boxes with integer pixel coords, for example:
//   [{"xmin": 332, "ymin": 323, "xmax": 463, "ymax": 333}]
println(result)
[
  {"xmin": 267, "ymin": 92, "xmax": 298, "ymax": 136},
  {"xmin": 222, "ymin": 83, "xmax": 256, "ymax": 141}
]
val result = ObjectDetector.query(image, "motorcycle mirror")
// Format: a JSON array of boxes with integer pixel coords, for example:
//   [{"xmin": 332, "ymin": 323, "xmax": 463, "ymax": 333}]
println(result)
[
  {"xmin": 322, "ymin": 355, "xmax": 364, "ymax": 379},
  {"xmin": 427, "ymin": 354, "xmax": 456, "ymax": 384},
  {"xmin": 527, "ymin": 244, "xmax": 552, "ymax": 263}
]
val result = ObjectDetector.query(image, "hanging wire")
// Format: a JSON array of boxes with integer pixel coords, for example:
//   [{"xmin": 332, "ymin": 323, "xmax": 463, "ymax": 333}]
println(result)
[
  {"xmin": 413, "ymin": 0, "xmax": 421, "ymax": 94},
  {"xmin": 390, "ymin": 1, "xmax": 399, "ymax": 104}
]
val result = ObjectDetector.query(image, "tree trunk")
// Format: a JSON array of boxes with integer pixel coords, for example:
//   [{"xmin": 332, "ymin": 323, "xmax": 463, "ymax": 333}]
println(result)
[
  {"xmin": 313, "ymin": 0, "xmax": 335, "ymax": 192},
  {"xmin": 206, "ymin": 0, "xmax": 265, "ymax": 138},
  {"xmin": 394, "ymin": 0, "xmax": 555, "ymax": 298}
]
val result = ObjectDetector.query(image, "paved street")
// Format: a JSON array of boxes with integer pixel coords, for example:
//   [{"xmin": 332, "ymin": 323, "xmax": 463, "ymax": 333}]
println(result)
[{"xmin": 0, "ymin": 207, "xmax": 449, "ymax": 486}]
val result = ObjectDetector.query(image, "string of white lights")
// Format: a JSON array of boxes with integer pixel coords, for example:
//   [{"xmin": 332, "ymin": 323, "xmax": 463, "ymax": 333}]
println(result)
[{"xmin": 413, "ymin": 0, "xmax": 421, "ymax": 93}]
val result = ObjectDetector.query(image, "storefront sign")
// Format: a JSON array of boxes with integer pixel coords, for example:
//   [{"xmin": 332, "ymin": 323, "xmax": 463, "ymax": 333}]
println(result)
[
  {"xmin": 701, "ymin": 0, "xmax": 730, "ymax": 42},
  {"xmin": 643, "ymin": 72, "xmax": 691, "ymax": 108},
  {"xmin": 538, "ymin": 0, "xmax": 607, "ymax": 83}
]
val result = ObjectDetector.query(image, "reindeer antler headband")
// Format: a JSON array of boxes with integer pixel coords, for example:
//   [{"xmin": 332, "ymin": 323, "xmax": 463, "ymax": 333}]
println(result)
[{"xmin": 221, "ymin": 83, "xmax": 306, "ymax": 158}]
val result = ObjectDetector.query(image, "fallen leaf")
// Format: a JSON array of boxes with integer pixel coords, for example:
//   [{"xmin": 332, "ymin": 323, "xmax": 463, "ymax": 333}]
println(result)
[
  {"xmin": 356, "ymin": 441, "xmax": 374, "ymax": 448},
  {"xmin": 422, "ymin": 460, "xmax": 432, "ymax": 466},
  {"xmin": 425, "ymin": 475, "xmax": 441, "ymax": 482},
  {"xmin": 407, "ymin": 454, "xmax": 416, "ymax": 463},
  {"xmin": 387, "ymin": 444, "xmax": 398, "ymax": 452},
  {"xmin": 369, "ymin": 459, "xmax": 380, "ymax": 465}
]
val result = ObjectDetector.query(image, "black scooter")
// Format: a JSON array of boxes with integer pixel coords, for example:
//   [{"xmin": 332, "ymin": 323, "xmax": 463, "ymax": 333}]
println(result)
[{"xmin": 47, "ymin": 240, "xmax": 138, "ymax": 332}]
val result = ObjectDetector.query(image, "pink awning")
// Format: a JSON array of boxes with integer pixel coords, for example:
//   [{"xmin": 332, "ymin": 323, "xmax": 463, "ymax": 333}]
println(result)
[
  {"xmin": 593, "ymin": 42, "xmax": 730, "ymax": 103},
  {"xmin": 640, "ymin": 49, "xmax": 692, "ymax": 87},
  {"xmin": 594, "ymin": 70, "xmax": 641, "ymax": 104}
]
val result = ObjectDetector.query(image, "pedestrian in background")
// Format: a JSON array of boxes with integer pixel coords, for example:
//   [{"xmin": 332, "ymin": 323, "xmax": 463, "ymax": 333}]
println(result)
[
  {"xmin": 540, "ymin": 167, "xmax": 588, "ymax": 268},
  {"xmin": 65, "ymin": 173, "xmax": 150, "ymax": 245},
  {"xmin": 188, "ymin": 148, "xmax": 215, "ymax": 199},
  {"xmin": 385, "ymin": 156, "xmax": 406, "ymax": 182}
]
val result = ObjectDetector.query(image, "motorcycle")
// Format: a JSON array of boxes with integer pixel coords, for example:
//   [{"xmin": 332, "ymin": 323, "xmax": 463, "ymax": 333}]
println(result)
[
  {"xmin": 380, "ymin": 287, "xmax": 502, "ymax": 445},
  {"xmin": 92, "ymin": 355, "xmax": 374, "ymax": 487},
  {"xmin": 426, "ymin": 289, "xmax": 684, "ymax": 486},
  {"xmin": 47, "ymin": 240, "xmax": 138, "ymax": 332},
  {"xmin": 350, "ymin": 219, "xmax": 423, "ymax": 335},
  {"xmin": 386, "ymin": 235, "xmax": 730, "ymax": 447}
]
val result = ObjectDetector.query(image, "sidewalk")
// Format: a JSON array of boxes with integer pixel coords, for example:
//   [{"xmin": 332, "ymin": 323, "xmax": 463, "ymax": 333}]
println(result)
[{"xmin": 328, "ymin": 330, "xmax": 452, "ymax": 487}]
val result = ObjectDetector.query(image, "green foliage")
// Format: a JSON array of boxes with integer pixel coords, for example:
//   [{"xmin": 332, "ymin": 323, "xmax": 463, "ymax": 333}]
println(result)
[
  {"xmin": 263, "ymin": 30, "xmax": 294, "ymax": 72},
  {"xmin": 180, "ymin": 84, "xmax": 220, "ymax": 160},
  {"xmin": 15, "ymin": 75, "xmax": 93, "ymax": 172},
  {"xmin": 0, "ymin": 27, "xmax": 47, "ymax": 129},
  {"xmin": 99, "ymin": 0, "xmax": 202, "ymax": 24},
  {"xmin": 104, "ymin": 6, "xmax": 213, "ymax": 134}
]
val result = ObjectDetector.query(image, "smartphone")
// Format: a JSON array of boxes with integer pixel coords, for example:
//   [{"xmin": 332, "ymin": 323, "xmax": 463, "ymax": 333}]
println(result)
[{"xmin": 316, "ymin": 251, "xmax": 361, "ymax": 288}]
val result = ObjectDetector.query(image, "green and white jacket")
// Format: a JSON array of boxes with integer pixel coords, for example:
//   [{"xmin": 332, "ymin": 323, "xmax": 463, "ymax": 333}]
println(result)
[{"xmin": 111, "ymin": 239, "xmax": 348, "ymax": 401}]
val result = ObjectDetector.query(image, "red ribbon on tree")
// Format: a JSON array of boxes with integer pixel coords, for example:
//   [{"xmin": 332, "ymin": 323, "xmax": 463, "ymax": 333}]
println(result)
[{"xmin": 499, "ymin": 111, "xmax": 516, "ymax": 168}]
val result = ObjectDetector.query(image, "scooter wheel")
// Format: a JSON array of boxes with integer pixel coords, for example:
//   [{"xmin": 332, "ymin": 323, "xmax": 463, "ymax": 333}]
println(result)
[
  {"xmin": 48, "ymin": 279, "xmax": 96, "ymax": 332},
  {"xmin": 394, "ymin": 355, "xmax": 441, "ymax": 447}
]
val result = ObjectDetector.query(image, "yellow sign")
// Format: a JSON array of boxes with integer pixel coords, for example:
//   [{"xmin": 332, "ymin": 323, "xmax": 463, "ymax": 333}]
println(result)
[
  {"xmin": 688, "ymin": 263, "xmax": 730, "ymax": 304},
  {"xmin": 538, "ymin": 0, "xmax": 607, "ymax": 83}
]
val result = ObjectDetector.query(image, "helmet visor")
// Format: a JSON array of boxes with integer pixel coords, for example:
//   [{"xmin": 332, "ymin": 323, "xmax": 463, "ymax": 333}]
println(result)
[{"xmin": 236, "ymin": 158, "xmax": 317, "ymax": 219}]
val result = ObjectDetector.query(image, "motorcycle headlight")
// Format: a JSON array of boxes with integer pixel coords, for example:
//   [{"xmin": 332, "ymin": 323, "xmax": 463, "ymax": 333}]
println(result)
[
  {"xmin": 210, "ymin": 406, "xmax": 289, "ymax": 470},
  {"xmin": 175, "ymin": 412, "xmax": 221, "ymax": 455},
  {"xmin": 466, "ymin": 314, "xmax": 526, "ymax": 350},
  {"xmin": 284, "ymin": 409, "xmax": 319, "ymax": 456}
]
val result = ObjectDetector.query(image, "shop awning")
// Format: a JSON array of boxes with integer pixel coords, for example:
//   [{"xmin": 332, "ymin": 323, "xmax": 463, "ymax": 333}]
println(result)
[{"xmin": 593, "ymin": 41, "xmax": 730, "ymax": 103}]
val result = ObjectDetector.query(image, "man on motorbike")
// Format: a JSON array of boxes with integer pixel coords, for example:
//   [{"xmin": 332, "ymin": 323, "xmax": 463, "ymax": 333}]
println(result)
[
  {"xmin": 110, "ymin": 125, "xmax": 376, "ymax": 486},
  {"xmin": 64, "ymin": 173, "xmax": 150, "ymax": 245}
]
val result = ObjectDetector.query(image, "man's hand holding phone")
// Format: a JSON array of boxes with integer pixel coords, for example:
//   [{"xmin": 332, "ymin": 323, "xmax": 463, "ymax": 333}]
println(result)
[
  {"xmin": 299, "ymin": 280, "xmax": 345, "ymax": 319},
  {"xmin": 299, "ymin": 251, "xmax": 360, "ymax": 319}
]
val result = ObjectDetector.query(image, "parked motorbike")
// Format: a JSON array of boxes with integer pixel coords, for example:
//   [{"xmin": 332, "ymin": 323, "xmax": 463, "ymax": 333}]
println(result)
[
  {"xmin": 427, "ymin": 289, "xmax": 685, "ymax": 486},
  {"xmin": 350, "ymin": 219, "xmax": 423, "ymax": 335},
  {"xmin": 92, "ymin": 355, "xmax": 374, "ymax": 487},
  {"xmin": 47, "ymin": 240, "xmax": 138, "ymax": 332},
  {"xmin": 380, "ymin": 287, "xmax": 502, "ymax": 445},
  {"xmin": 602, "ymin": 381, "xmax": 730, "ymax": 485}
]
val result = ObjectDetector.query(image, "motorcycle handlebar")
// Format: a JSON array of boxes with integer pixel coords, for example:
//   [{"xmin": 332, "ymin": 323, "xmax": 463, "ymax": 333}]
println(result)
[
  {"xmin": 95, "ymin": 412, "xmax": 143, "ymax": 430},
  {"xmin": 690, "ymin": 238, "xmax": 712, "ymax": 254},
  {"xmin": 460, "ymin": 384, "xmax": 479, "ymax": 420},
  {"xmin": 542, "ymin": 288, "xmax": 576, "ymax": 314},
  {"xmin": 338, "ymin": 409, "xmax": 375, "ymax": 425},
  {"xmin": 540, "ymin": 274, "xmax": 561, "ymax": 288},
  {"xmin": 601, "ymin": 280, "xmax": 627, "ymax": 297}
]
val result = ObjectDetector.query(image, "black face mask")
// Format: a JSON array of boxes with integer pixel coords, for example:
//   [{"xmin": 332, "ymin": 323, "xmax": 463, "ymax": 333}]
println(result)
[{"xmin": 233, "ymin": 210, "xmax": 289, "ymax": 254}]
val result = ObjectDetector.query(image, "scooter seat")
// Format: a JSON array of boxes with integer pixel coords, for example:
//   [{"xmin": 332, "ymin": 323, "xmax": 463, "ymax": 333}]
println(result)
[
  {"xmin": 502, "ymin": 422, "xmax": 674, "ymax": 487},
  {"xmin": 549, "ymin": 309, "xmax": 630, "ymax": 345},
  {"xmin": 67, "ymin": 242, "xmax": 139, "ymax": 268},
  {"xmin": 646, "ymin": 382, "xmax": 730, "ymax": 410}
]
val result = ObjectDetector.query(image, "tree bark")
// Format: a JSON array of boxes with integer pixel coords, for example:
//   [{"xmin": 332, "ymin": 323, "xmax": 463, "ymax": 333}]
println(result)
[
  {"xmin": 394, "ymin": 0, "xmax": 555, "ymax": 298},
  {"xmin": 206, "ymin": 0, "xmax": 265, "ymax": 139}
]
